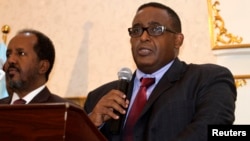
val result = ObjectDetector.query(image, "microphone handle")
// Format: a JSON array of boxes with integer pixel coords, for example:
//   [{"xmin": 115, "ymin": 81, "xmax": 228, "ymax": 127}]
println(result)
[{"xmin": 110, "ymin": 79, "xmax": 129, "ymax": 134}]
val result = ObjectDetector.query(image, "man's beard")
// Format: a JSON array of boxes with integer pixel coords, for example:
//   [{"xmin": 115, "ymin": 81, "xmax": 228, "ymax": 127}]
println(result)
[{"xmin": 8, "ymin": 79, "xmax": 23, "ymax": 90}]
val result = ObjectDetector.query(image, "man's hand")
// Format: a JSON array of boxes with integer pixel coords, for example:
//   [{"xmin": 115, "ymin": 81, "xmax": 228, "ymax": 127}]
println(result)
[{"xmin": 88, "ymin": 89, "xmax": 129, "ymax": 127}]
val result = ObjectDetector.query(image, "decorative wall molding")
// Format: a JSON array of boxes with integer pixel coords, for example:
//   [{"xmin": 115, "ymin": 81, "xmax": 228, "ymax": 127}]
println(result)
[
  {"xmin": 208, "ymin": 1, "xmax": 250, "ymax": 124},
  {"xmin": 207, "ymin": 0, "xmax": 250, "ymax": 50},
  {"xmin": 1, "ymin": 25, "xmax": 10, "ymax": 44},
  {"xmin": 234, "ymin": 75, "xmax": 250, "ymax": 88},
  {"xmin": 208, "ymin": 0, "xmax": 250, "ymax": 89},
  {"xmin": 213, "ymin": 47, "xmax": 250, "ymax": 88}
]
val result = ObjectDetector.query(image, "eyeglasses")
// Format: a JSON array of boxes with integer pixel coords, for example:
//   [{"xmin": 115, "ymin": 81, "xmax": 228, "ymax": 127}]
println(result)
[{"xmin": 128, "ymin": 25, "xmax": 177, "ymax": 38}]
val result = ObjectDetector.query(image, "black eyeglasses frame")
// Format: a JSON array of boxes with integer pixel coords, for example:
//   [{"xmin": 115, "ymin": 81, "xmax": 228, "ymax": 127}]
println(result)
[{"xmin": 128, "ymin": 25, "xmax": 178, "ymax": 37}]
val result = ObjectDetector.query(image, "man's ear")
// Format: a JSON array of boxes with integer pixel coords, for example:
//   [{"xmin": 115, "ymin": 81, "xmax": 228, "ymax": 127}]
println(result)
[
  {"xmin": 39, "ymin": 60, "xmax": 50, "ymax": 74},
  {"xmin": 174, "ymin": 33, "xmax": 184, "ymax": 49}
]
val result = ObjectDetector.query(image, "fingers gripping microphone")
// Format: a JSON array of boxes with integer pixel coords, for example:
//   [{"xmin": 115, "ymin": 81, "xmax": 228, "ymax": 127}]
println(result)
[{"xmin": 110, "ymin": 67, "xmax": 132, "ymax": 134}]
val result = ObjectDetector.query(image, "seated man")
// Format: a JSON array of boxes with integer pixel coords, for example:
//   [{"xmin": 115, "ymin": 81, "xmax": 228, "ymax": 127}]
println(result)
[{"xmin": 0, "ymin": 29, "xmax": 72, "ymax": 104}]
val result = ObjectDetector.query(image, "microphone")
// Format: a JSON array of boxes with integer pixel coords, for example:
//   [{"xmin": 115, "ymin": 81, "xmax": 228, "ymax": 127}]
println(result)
[
  {"xmin": 117, "ymin": 67, "xmax": 132, "ymax": 94},
  {"xmin": 110, "ymin": 67, "xmax": 132, "ymax": 134}
]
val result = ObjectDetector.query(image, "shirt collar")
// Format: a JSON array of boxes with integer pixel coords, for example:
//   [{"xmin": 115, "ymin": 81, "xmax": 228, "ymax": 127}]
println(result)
[
  {"xmin": 11, "ymin": 85, "xmax": 46, "ymax": 104},
  {"xmin": 135, "ymin": 60, "xmax": 174, "ymax": 84}
]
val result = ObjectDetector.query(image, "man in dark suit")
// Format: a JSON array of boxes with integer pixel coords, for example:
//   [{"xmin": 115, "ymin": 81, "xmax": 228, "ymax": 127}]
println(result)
[
  {"xmin": 0, "ymin": 29, "xmax": 71, "ymax": 104},
  {"xmin": 84, "ymin": 2, "xmax": 237, "ymax": 141}
]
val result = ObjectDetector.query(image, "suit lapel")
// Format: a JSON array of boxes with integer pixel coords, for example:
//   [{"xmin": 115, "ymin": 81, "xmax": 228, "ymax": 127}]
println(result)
[
  {"xmin": 29, "ymin": 87, "xmax": 51, "ymax": 103},
  {"xmin": 3, "ymin": 96, "xmax": 12, "ymax": 104},
  {"xmin": 142, "ymin": 58, "xmax": 187, "ymax": 116}
]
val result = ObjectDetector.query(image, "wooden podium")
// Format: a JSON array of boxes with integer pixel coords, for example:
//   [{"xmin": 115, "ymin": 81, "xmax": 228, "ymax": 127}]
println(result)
[{"xmin": 0, "ymin": 102, "xmax": 107, "ymax": 141}]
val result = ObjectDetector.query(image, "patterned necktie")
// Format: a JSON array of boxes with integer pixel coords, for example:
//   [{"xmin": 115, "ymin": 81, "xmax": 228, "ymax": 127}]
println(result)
[
  {"xmin": 13, "ymin": 99, "xmax": 26, "ymax": 104},
  {"xmin": 123, "ymin": 77, "xmax": 155, "ymax": 141}
]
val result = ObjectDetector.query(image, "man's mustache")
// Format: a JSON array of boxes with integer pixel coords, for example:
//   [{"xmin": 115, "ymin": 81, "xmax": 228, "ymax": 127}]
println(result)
[{"xmin": 6, "ymin": 64, "xmax": 20, "ymax": 73}]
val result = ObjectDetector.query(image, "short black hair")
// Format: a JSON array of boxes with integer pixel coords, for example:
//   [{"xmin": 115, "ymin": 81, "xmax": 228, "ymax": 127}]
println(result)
[
  {"xmin": 137, "ymin": 2, "xmax": 182, "ymax": 32},
  {"xmin": 18, "ymin": 29, "xmax": 55, "ymax": 81}
]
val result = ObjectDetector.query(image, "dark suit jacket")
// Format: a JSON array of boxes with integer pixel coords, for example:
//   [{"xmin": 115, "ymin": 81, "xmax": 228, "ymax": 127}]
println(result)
[
  {"xmin": 0, "ymin": 86, "xmax": 72, "ymax": 104},
  {"xmin": 84, "ymin": 58, "xmax": 237, "ymax": 141}
]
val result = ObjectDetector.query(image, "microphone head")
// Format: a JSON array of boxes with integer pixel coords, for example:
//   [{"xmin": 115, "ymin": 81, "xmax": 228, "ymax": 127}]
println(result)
[{"xmin": 118, "ymin": 67, "xmax": 132, "ymax": 81}]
